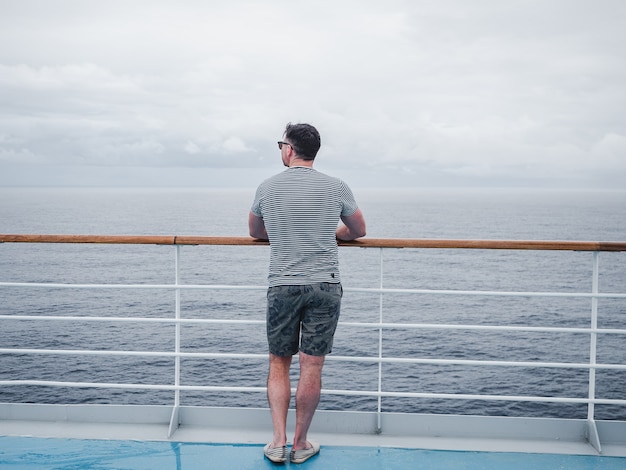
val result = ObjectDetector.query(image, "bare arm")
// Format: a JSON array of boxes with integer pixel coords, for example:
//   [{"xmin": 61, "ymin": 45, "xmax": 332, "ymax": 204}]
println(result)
[
  {"xmin": 248, "ymin": 212, "xmax": 269, "ymax": 241},
  {"xmin": 336, "ymin": 208, "xmax": 367, "ymax": 241}
]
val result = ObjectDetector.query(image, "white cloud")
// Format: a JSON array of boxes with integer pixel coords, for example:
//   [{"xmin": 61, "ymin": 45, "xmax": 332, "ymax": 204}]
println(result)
[
  {"xmin": 591, "ymin": 133, "xmax": 626, "ymax": 168},
  {"xmin": 184, "ymin": 141, "xmax": 201, "ymax": 155},
  {"xmin": 0, "ymin": 63, "xmax": 140, "ymax": 92},
  {"xmin": 0, "ymin": 146, "xmax": 41, "ymax": 164},
  {"xmin": 221, "ymin": 137, "xmax": 251, "ymax": 154}
]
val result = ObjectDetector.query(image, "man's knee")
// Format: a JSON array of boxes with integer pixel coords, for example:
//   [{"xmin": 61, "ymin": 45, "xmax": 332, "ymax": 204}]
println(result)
[
  {"xmin": 269, "ymin": 353, "xmax": 292, "ymax": 375},
  {"xmin": 298, "ymin": 351, "xmax": 325, "ymax": 371}
]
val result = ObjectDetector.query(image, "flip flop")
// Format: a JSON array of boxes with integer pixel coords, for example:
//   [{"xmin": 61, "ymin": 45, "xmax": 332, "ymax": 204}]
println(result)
[
  {"xmin": 263, "ymin": 443, "xmax": 287, "ymax": 463},
  {"xmin": 290, "ymin": 440, "xmax": 320, "ymax": 464}
]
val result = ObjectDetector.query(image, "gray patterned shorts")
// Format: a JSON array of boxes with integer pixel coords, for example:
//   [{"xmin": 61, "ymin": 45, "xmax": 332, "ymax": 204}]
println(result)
[{"xmin": 266, "ymin": 282, "xmax": 342, "ymax": 357}]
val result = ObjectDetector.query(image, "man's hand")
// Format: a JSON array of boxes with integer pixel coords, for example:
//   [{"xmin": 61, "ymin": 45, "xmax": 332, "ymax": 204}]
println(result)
[{"xmin": 248, "ymin": 212, "xmax": 269, "ymax": 240}]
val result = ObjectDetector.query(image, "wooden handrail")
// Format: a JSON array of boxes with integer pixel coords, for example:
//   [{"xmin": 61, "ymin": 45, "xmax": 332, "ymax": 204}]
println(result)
[{"xmin": 1, "ymin": 234, "xmax": 625, "ymax": 251}]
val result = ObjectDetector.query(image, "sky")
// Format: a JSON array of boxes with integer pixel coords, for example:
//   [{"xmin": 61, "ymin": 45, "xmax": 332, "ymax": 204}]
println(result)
[{"xmin": 1, "ymin": 0, "xmax": 625, "ymax": 189}]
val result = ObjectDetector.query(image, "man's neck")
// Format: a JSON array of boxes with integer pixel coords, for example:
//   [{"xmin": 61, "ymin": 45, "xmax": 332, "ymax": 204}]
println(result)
[{"xmin": 288, "ymin": 157, "xmax": 314, "ymax": 168}]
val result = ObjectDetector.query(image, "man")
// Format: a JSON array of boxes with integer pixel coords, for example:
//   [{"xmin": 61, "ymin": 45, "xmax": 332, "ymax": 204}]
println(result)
[{"xmin": 249, "ymin": 123, "xmax": 366, "ymax": 464}]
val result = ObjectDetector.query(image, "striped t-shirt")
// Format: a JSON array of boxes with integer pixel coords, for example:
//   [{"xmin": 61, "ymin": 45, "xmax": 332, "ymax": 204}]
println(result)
[{"xmin": 251, "ymin": 166, "xmax": 359, "ymax": 287}]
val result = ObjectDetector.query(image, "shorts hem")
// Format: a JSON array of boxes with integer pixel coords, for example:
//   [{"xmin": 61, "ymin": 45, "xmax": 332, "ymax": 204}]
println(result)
[
  {"xmin": 269, "ymin": 349, "xmax": 299, "ymax": 357},
  {"xmin": 300, "ymin": 348, "xmax": 331, "ymax": 357}
]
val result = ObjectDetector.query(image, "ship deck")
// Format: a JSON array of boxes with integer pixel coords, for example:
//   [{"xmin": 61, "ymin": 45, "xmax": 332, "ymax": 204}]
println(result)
[
  {"xmin": 2, "ymin": 404, "xmax": 626, "ymax": 468},
  {"xmin": 3, "ymin": 436, "xmax": 626, "ymax": 469}
]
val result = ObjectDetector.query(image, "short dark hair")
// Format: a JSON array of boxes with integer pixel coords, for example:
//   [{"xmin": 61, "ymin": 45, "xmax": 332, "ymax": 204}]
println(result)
[{"xmin": 283, "ymin": 123, "xmax": 321, "ymax": 160}]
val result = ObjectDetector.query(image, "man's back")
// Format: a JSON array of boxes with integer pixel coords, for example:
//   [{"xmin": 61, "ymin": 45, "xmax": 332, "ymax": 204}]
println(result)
[{"xmin": 251, "ymin": 166, "xmax": 358, "ymax": 286}]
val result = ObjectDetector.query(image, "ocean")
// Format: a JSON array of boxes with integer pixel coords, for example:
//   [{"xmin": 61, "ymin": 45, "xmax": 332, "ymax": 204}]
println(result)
[{"xmin": 1, "ymin": 186, "xmax": 625, "ymax": 420}]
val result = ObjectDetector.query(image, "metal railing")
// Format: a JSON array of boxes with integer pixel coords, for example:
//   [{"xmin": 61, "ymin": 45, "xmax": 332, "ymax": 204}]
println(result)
[{"xmin": 1, "ymin": 234, "xmax": 626, "ymax": 449}]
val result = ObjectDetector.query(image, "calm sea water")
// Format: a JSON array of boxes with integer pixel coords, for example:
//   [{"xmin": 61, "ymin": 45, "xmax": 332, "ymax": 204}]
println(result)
[{"xmin": 1, "ymin": 187, "xmax": 625, "ymax": 419}]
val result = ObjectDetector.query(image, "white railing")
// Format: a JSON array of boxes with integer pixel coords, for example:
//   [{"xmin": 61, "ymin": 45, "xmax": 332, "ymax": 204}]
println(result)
[{"xmin": 1, "ymin": 235, "xmax": 626, "ymax": 449}]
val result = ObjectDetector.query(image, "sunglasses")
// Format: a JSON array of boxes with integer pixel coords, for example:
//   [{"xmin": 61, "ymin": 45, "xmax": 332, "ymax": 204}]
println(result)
[{"xmin": 277, "ymin": 141, "xmax": 293, "ymax": 150}]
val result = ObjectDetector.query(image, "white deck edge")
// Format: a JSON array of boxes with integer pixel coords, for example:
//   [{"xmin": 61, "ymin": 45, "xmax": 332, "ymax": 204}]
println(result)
[{"xmin": 1, "ymin": 403, "xmax": 625, "ymax": 457}]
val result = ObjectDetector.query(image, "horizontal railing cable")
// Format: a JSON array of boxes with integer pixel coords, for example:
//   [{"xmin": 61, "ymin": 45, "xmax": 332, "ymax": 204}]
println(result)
[
  {"xmin": 1, "ymin": 347, "xmax": 625, "ymax": 370},
  {"xmin": 1, "ymin": 381, "xmax": 625, "ymax": 408},
  {"xmin": 2, "ymin": 280, "xmax": 626, "ymax": 302},
  {"xmin": 2, "ymin": 314, "xmax": 626, "ymax": 336}
]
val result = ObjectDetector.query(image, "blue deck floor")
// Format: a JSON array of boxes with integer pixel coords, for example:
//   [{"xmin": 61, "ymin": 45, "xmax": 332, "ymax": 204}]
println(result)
[{"xmin": 1, "ymin": 437, "xmax": 625, "ymax": 470}]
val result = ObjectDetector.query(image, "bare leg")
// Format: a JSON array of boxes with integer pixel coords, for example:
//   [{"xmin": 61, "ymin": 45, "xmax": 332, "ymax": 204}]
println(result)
[
  {"xmin": 292, "ymin": 351, "xmax": 325, "ymax": 450},
  {"xmin": 267, "ymin": 353, "xmax": 293, "ymax": 447}
]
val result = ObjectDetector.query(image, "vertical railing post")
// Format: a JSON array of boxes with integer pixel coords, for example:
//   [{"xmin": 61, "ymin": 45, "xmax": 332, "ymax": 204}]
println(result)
[
  {"xmin": 376, "ymin": 248, "xmax": 384, "ymax": 434},
  {"xmin": 168, "ymin": 244, "xmax": 182, "ymax": 438},
  {"xmin": 587, "ymin": 251, "xmax": 601, "ymax": 453}
]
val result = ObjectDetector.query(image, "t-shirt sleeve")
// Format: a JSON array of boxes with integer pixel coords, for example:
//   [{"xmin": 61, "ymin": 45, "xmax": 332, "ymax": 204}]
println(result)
[
  {"xmin": 339, "ymin": 180, "xmax": 358, "ymax": 216},
  {"xmin": 250, "ymin": 186, "xmax": 263, "ymax": 217}
]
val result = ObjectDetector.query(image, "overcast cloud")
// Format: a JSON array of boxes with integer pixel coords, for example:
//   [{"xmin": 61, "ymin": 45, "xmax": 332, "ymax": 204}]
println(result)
[{"xmin": 1, "ymin": 0, "xmax": 625, "ymax": 188}]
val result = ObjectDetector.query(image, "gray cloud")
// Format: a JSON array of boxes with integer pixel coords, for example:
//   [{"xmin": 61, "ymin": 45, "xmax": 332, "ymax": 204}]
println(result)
[{"xmin": 1, "ymin": 0, "xmax": 625, "ymax": 187}]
